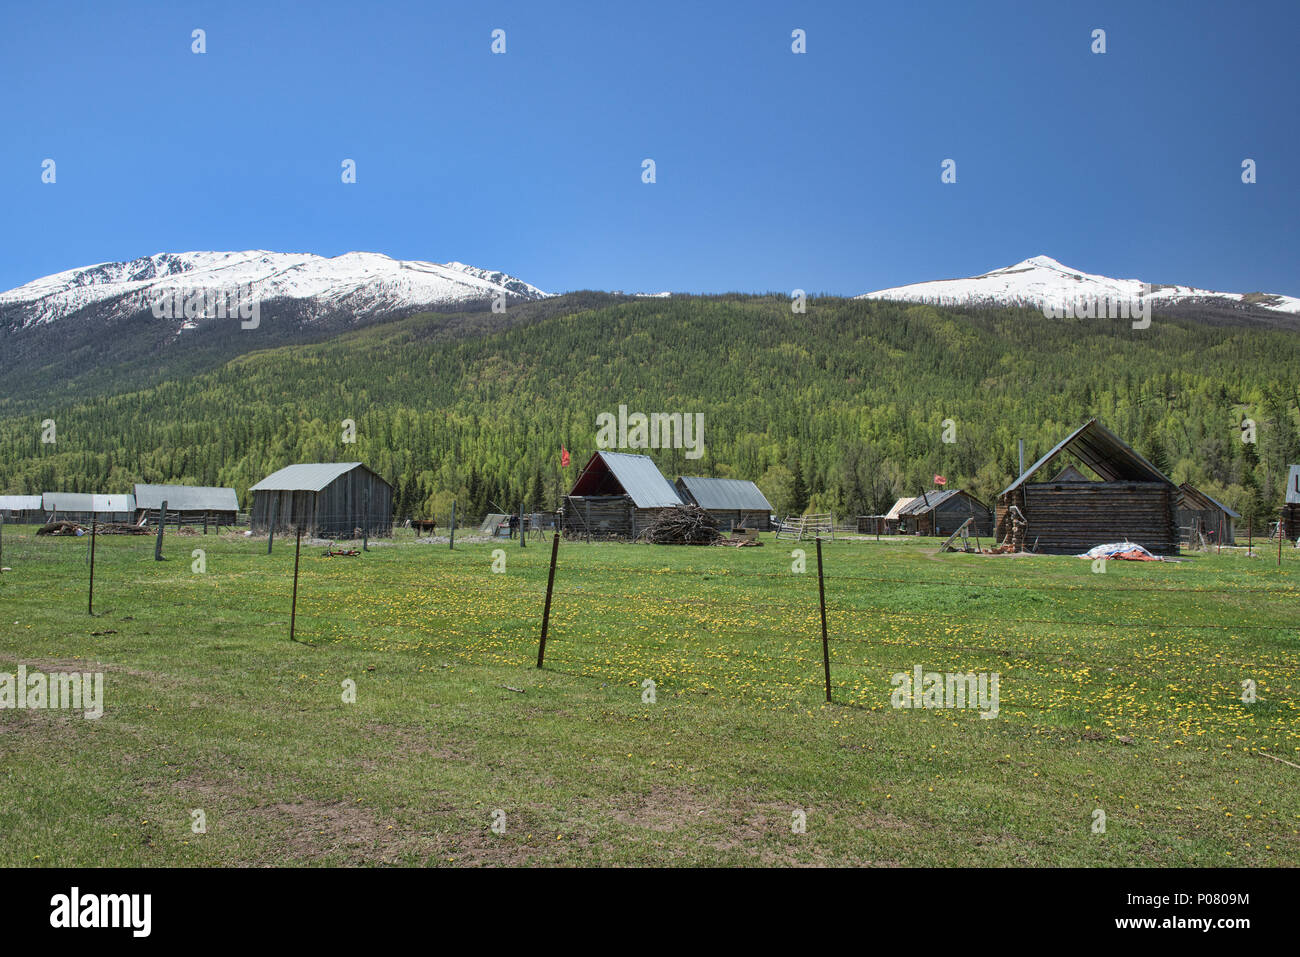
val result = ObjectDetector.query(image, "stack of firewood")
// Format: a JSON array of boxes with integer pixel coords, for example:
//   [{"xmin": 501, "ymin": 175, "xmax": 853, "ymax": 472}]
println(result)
[{"xmin": 643, "ymin": 504, "xmax": 721, "ymax": 545}]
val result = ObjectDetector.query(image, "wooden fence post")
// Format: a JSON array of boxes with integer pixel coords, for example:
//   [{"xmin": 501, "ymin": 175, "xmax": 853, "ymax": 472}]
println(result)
[
  {"xmin": 816, "ymin": 536, "xmax": 831, "ymax": 703},
  {"xmin": 519, "ymin": 501, "xmax": 526, "ymax": 549},
  {"xmin": 268, "ymin": 499, "xmax": 278, "ymax": 555},
  {"xmin": 154, "ymin": 501, "xmax": 167, "ymax": 561},
  {"xmin": 0, "ymin": 510, "xmax": 5, "ymax": 571},
  {"xmin": 449, "ymin": 500, "xmax": 456, "ymax": 550},
  {"xmin": 537, "ymin": 529, "xmax": 560, "ymax": 668},
  {"xmin": 88, "ymin": 519, "xmax": 97, "ymax": 615},
  {"xmin": 290, "ymin": 525, "xmax": 303, "ymax": 641}
]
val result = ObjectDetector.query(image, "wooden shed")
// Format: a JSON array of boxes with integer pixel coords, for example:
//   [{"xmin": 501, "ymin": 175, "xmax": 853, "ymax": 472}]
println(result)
[
  {"xmin": 674, "ymin": 476, "xmax": 773, "ymax": 531},
  {"xmin": 995, "ymin": 420, "xmax": 1179, "ymax": 555},
  {"xmin": 883, "ymin": 496, "xmax": 919, "ymax": 535},
  {"xmin": 899, "ymin": 489, "xmax": 994, "ymax": 537},
  {"xmin": 134, "ymin": 484, "xmax": 239, "ymax": 529},
  {"xmin": 1176, "ymin": 483, "xmax": 1238, "ymax": 546},
  {"xmin": 249, "ymin": 462, "xmax": 393, "ymax": 538},
  {"xmin": 1282, "ymin": 465, "xmax": 1300, "ymax": 542},
  {"xmin": 562, "ymin": 451, "xmax": 682, "ymax": 540}
]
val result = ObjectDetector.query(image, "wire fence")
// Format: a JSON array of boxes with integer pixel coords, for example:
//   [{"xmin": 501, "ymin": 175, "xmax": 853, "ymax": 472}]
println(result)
[{"xmin": 4, "ymin": 518, "xmax": 1298, "ymax": 752}]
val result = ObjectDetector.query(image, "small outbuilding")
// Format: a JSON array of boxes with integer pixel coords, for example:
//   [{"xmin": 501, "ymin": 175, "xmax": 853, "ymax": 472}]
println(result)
[
  {"xmin": 898, "ymin": 489, "xmax": 994, "ymax": 537},
  {"xmin": 883, "ymin": 496, "xmax": 920, "ymax": 535},
  {"xmin": 674, "ymin": 476, "xmax": 773, "ymax": 531},
  {"xmin": 249, "ymin": 462, "xmax": 393, "ymax": 538},
  {"xmin": 134, "ymin": 484, "xmax": 240, "ymax": 529},
  {"xmin": 1176, "ymin": 483, "xmax": 1238, "ymax": 546},
  {"xmin": 41, "ymin": 493, "xmax": 136, "ymax": 524},
  {"xmin": 563, "ymin": 451, "xmax": 682, "ymax": 539},
  {"xmin": 995, "ymin": 419, "xmax": 1179, "ymax": 555}
]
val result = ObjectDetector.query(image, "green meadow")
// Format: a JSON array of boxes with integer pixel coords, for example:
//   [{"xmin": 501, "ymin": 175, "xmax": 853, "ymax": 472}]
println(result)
[{"xmin": 0, "ymin": 525, "xmax": 1297, "ymax": 866}]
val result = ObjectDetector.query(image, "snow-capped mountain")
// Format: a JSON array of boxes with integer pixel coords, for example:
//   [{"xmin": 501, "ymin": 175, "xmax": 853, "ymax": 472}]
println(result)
[
  {"xmin": 0, "ymin": 250, "xmax": 549, "ymax": 331},
  {"xmin": 858, "ymin": 255, "xmax": 1300, "ymax": 316}
]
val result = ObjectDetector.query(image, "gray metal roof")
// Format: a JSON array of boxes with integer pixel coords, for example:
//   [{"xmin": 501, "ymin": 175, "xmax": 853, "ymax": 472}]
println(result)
[
  {"xmin": 249, "ymin": 462, "xmax": 365, "ymax": 493},
  {"xmin": 897, "ymin": 489, "xmax": 988, "ymax": 515},
  {"xmin": 134, "ymin": 484, "xmax": 239, "ymax": 512},
  {"xmin": 42, "ymin": 492, "xmax": 135, "ymax": 513},
  {"xmin": 1286, "ymin": 465, "xmax": 1300, "ymax": 505},
  {"xmin": 676, "ymin": 476, "xmax": 773, "ymax": 512},
  {"xmin": 0, "ymin": 495, "xmax": 42, "ymax": 510},
  {"xmin": 1002, "ymin": 419, "xmax": 1172, "ymax": 496},
  {"xmin": 571, "ymin": 452, "xmax": 682, "ymax": 508}
]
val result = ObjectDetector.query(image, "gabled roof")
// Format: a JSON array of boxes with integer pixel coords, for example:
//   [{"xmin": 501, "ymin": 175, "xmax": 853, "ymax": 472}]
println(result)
[
  {"xmin": 0, "ymin": 495, "xmax": 42, "ymax": 510},
  {"xmin": 898, "ymin": 488, "xmax": 988, "ymax": 515},
  {"xmin": 675, "ymin": 476, "xmax": 773, "ymax": 512},
  {"xmin": 1178, "ymin": 483, "xmax": 1241, "ymax": 518},
  {"xmin": 569, "ymin": 451, "xmax": 682, "ymax": 508},
  {"xmin": 1002, "ymin": 419, "xmax": 1173, "ymax": 495},
  {"xmin": 1287, "ymin": 465, "xmax": 1300, "ymax": 505},
  {"xmin": 250, "ymin": 462, "xmax": 373, "ymax": 493},
  {"xmin": 42, "ymin": 492, "xmax": 135, "ymax": 513},
  {"xmin": 134, "ymin": 484, "xmax": 239, "ymax": 512},
  {"xmin": 885, "ymin": 496, "xmax": 919, "ymax": 520}
]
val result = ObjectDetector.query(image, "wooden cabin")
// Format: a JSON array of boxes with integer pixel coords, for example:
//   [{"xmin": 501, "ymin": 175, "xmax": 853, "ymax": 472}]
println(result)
[
  {"xmin": 562, "ymin": 451, "xmax": 682, "ymax": 540},
  {"xmin": 134, "ymin": 484, "xmax": 239, "ymax": 529},
  {"xmin": 1176, "ymin": 483, "xmax": 1238, "ymax": 546},
  {"xmin": 1282, "ymin": 465, "xmax": 1300, "ymax": 542},
  {"xmin": 995, "ymin": 420, "xmax": 1179, "ymax": 555},
  {"xmin": 898, "ymin": 489, "xmax": 994, "ymax": 537},
  {"xmin": 674, "ymin": 476, "xmax": 773, "ymax": 531},
  {"xmin": 249, "ymin": 462, "xmax": 393, "ymax": 538}
]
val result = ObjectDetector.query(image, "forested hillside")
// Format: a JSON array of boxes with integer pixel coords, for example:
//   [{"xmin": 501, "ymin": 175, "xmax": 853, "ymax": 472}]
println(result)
[{"xmin": 2, "ymin": 295, "xmax": 1298, "ymax": 523}]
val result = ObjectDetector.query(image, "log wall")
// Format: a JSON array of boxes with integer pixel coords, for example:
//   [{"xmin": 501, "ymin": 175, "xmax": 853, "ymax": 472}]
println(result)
[{"xmin": 998, "ymin": 481, "xmax": 1178, "ymax": 555}]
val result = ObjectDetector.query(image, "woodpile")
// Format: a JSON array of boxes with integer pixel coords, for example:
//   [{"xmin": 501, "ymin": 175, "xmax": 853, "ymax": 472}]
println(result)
[
  {"xmin": 36, "ymin": 521, "xmax": 84, "ymax": 536},
  {"xmin": 642, "ymin": 504, "xmax": 721, "ymax": 545}
]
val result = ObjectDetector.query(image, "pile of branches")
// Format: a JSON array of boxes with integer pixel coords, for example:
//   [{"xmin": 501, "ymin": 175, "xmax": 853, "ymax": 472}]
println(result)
[
  {"xmin": 36, "ymin": 521, "xmax": 84, "ymax": 536},
  {"xmin": 643, "ymin": 504, "xmax": 721, "ymax": 545}
]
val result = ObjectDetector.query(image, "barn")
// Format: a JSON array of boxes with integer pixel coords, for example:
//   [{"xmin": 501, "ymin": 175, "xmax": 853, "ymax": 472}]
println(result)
[
  {"xmin": 41, "ymin": 492, "xmax": 136, "ymax": 524},
  {"xmin": 674, "ymin": 476, "xmax": 773, "ymax": 531},
  {"xmin": 898, "ymin": 489, "xmax": 994, "ymax": 537},
  {"xmin": 249, "ymin": 462, "xmax": 394, "ymax": 538},
  {"xmin": 1176, "ymin": 483, "xmax": 1238, "ymax": 546},
  {"xmin": 0, "ymin": 495, "xmax": 44, "ymax": 524},
  {"xmin": 134, "ymin": 484, "xmax": 240, "ymax": 529},
  {"xmin": 1282, "ymin": 465, "xmax": 1300, "ymax": 542},
  {"xmin": 995, "ymin": 419, "xmax": 1179, "ymax": 555},
  {"xmin": 562, "ymin": 451, "xmax": 682, "ymax": 539}
]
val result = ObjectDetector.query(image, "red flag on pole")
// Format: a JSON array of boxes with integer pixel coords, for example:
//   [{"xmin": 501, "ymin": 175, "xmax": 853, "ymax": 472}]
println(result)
[
  {"xmin": 561, "ymin": 446, "xmax": 571, "ymax": 468},
  {"xmin": 933, "ymin": 474, "xmax": 947, "ymax": 485}
]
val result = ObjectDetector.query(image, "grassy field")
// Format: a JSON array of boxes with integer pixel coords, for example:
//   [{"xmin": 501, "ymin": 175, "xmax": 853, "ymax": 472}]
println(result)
[{"xmin": 0, "ymin": 524, "xmax": 1297, "ymax": 867}]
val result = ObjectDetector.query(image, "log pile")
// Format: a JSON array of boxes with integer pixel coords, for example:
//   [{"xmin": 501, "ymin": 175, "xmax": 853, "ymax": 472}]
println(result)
[
  {"xmin": 36, "ymin": 521, "xmax": 85, "ymax": 536},
  {"xmin": 642, "ymin": 504, "xmax": 721, "ymax": 545}
]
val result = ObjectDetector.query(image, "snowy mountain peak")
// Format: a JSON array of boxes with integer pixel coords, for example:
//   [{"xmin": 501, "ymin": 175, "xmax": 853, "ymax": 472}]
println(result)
[
  {"xmin": 0, "ymin": 250, "xmax": 550, "ymax": 330},
  {"xmin": 857, "ymin": 257, "xmax": 1300, "ymax": 316}
]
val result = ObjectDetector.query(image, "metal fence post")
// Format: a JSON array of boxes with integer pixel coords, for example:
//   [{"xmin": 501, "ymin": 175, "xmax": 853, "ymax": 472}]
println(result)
[
  {"xmin": 538, "ymin": 529, "xmax": 560, "ymax": 668},
  {"xmin": 816, "ymin": 536, "xmax": 831, "ymax": 703}
]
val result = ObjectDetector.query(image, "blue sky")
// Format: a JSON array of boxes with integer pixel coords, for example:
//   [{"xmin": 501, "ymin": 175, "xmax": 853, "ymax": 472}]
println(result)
[{"xmin": 1, "ymin": 0, "xmax": 1296, "ymax": 296}]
